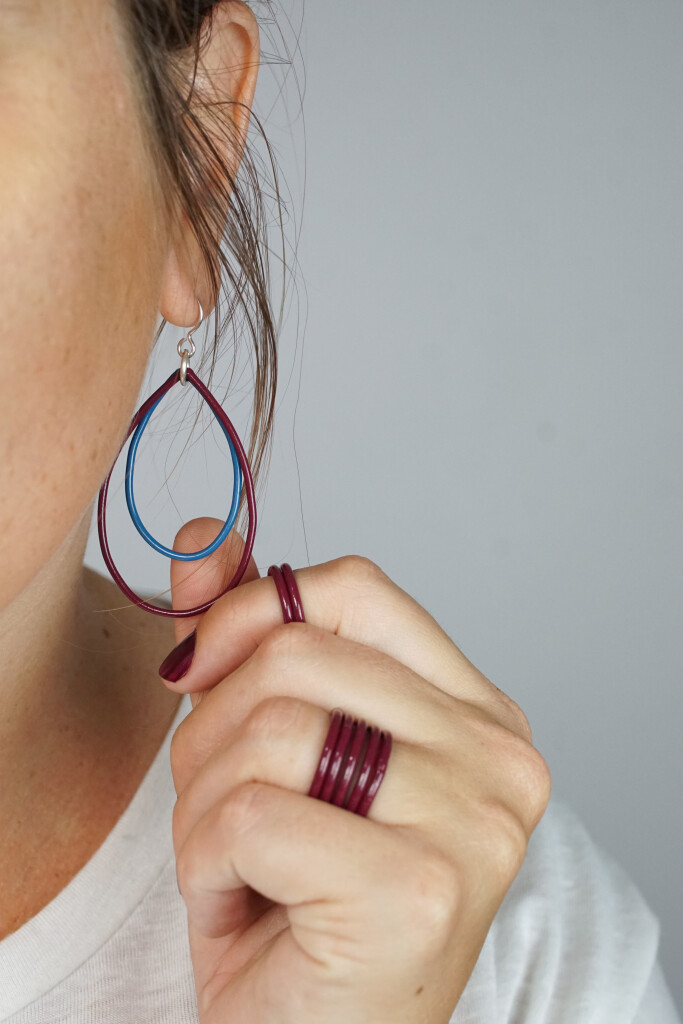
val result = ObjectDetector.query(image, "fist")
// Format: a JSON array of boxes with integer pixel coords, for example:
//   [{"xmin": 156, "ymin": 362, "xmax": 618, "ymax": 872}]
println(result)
[{"xmin": 161, "ymin": 520, "xmax": 552, "ymax": 1023}]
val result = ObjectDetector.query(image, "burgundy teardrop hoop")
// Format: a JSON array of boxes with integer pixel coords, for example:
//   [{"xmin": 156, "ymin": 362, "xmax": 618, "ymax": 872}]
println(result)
[{"xmin": 97, "ymin": 366, "xmax": 257, "ymax": 618}]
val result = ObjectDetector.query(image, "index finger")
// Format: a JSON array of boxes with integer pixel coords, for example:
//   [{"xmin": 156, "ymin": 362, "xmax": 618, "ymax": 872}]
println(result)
[{"xmin": 166, "ymin": 547, "xmax": 518, "ymax": 716}]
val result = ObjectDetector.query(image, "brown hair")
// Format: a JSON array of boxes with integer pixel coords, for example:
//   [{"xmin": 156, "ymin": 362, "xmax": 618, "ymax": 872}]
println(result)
[{"xmin": 113, "ymin": 0, "xmax": 287, "ymax": 513}]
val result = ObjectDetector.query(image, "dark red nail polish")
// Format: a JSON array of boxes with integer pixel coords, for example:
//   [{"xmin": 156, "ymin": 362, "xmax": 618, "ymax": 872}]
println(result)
[{"xmin": 158, "ymin": 629, "xmax": 196, "ymax": 682}]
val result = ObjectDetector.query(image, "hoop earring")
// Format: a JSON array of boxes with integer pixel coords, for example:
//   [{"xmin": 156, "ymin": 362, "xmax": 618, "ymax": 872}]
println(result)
[{"xmin": 97, "ymin": 298, "xmax": 257, "ymax": 618}]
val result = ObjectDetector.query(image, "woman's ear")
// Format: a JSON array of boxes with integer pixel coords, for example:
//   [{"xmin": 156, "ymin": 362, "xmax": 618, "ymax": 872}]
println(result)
[{"xmin": 158, "ymin": 0, "xmax": 260, "ymax": 327}]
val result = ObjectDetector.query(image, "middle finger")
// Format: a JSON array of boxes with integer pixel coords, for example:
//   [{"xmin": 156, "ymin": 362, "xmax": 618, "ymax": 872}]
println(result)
[{"xmin": 170, "ymin": 623, "xmax": 526, "ymax": 796}]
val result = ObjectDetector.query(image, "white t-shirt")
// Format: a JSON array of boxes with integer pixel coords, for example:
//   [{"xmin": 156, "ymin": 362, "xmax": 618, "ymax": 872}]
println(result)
[{"xmin": 0, "ymin": 692, "xmax": 679, "ymax": 1023}]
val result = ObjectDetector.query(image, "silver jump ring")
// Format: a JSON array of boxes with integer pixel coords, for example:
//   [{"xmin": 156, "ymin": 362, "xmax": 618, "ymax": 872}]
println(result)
[
  {"xmin": 179, "ymin": 349, "xmax": 191, "ymax": 386},
  {"xmin": 177, "ymin": 298, "xmax": 205, "ymax": 386}
]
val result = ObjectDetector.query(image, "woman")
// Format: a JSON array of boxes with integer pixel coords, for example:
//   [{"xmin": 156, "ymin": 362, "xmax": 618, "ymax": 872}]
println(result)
[{"xmin": 0, "ymin": 1, "xmax": 678, "ymax": 1021}]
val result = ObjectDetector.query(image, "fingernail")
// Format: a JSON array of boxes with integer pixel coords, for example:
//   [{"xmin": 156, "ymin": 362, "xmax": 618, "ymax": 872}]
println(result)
[{"xmin": 158, "ymin": 629, "xmax": 197, "ymax": 682}]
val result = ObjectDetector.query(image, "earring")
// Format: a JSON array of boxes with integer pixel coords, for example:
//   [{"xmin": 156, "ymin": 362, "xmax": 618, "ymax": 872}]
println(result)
[{"xmin": 97, "ymin": 298, "xmax": 257, "ymax": 618}]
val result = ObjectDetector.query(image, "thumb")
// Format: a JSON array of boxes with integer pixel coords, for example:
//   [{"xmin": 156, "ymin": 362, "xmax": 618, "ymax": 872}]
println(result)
[{"xmin": 169, "ymin": 516, "xmax": 261, "ymax": 648}]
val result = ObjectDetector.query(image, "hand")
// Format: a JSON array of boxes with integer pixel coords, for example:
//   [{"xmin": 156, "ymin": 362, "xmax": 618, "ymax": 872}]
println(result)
[{"xmin": 161, "ymin": 518, "xmax": 552, "ymax": 1024}]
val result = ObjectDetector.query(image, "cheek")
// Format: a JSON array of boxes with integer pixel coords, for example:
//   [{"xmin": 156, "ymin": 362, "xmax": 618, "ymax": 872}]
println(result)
[{"xmin": 0, "ymin": 43, "xmax": 167, "ymax": 604}]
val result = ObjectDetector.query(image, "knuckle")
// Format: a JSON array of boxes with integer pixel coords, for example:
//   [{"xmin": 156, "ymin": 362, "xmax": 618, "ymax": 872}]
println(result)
[
  {"xmin": 507, "ymin": 700, "xmax": 534, "ymax": 745},
  {"xmin": 478, "ymin": 799, "xmax": 530, "ymax": 884},
  {"xmin": 492, "ymin": 689, "xmax": 534, "ymax": 744},
  {"xmin": 220, "ymin": 781, "xmax": 268, "ymax": 835},
  {"xmin": 169, "ymin": 718, "xmax": 191, "ymax": 774},
  {"xmin": 174, "ymin": 782, "xmax": 267, "ymax": 894},
  {"xmin": 404, "ymin": 847, "xmax": 462, "ymax": 949},
  {"xmin": 174, "ymin": 828, "xmax": 201, "ymax": 898},
  {"xmin": 480, "ymin": 675, "xmax": 534, "ymax": 745},
  {"xmin": 517, "ymin": 743, "xmax": 553, "ymax": 825},
  {"xmin": 257, "ymin": 621, "xmax": 298, "ymax": 664},
  {"xmin": 169, "ymin": 717, "xmax": 212, "ymax": 796},
  {"xmin": 499, "ymin": 728, "xmax": 553, "ymax": 827},
  {"xmin": 245, "ymin": 695, "xmax": 307, "ymax": 740},
  {"xmin": 467, "ymin": 709, "xmax": 551, "ymax": 830},
  {"xmin": 335, "ymin": 554, "xmax": 388, "ymax": 591},
  {"xmin": 171, "ymin": 792, "xmax": 191, "ymax": 857},
  {"xmin": 256, "ymin": 620, "xmax": 317, "ymax": 669},
  {"xmin": 174, "ymin": 848, "xmax": 190, "ymax": 899}
]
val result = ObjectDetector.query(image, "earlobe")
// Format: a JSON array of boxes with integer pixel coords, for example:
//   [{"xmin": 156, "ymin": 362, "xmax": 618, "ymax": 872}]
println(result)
[
  {"xmin": 158, "ymin": 0, "xmax": 260, "ymax": 327},
  {"xmin": 158, "ymin": 232, "xmax": 206, "ymax": 329}
]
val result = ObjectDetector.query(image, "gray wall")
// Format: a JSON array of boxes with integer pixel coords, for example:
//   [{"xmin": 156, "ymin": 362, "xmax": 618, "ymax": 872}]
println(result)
[{"xmin": 86, "ymin": 0, "xmax": 683, "ymax": 1009}]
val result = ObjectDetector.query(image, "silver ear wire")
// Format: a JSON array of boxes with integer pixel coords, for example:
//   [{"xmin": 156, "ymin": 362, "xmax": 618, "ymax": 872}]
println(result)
[{"xmin": 177, "ymin": 298, "xmax": 205, "ymax": 386}]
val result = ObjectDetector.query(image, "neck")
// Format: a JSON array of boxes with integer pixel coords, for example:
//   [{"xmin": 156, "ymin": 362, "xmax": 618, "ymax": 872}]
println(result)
[
  {"xmin": 0, "ymin": 503, "xmax": 182, "ymax": 939},
  {"xmin": 0, "ymin": 507, "xmax": 94, "ymax": 749},
  {"xmin": 0, "ymin": 499, "xmax": 179, "ymax": 832}
]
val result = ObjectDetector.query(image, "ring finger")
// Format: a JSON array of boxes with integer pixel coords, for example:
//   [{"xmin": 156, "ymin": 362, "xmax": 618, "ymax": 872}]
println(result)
[
  {"xmin": 171, "ymin": 692, "xmax": 528, "ymax": 866},
  {"xmin": 172, "ymin": 695, "xmax": 428, "ymax": 855}
]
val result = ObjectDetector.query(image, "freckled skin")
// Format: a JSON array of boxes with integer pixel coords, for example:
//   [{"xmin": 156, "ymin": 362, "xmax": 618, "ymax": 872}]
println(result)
[
  {"xmin": 0, "ymin": 0, "xmax": 260, "ymax": 939},
  {"xmin": 0, "ymin": 0, "xmax": 168, "ymax": 606}
]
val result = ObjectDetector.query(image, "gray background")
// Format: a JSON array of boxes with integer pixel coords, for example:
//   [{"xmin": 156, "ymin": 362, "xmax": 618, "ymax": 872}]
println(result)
[{"xmin": 85, "ymin": 0, "xmax": 682, "ymax": 1008}]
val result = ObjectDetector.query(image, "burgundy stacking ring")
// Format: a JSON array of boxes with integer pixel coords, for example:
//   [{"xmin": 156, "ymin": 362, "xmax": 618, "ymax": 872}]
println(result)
[{"xmin": 266, "ymin": 563, "xmax": 393, "ymax": 818}]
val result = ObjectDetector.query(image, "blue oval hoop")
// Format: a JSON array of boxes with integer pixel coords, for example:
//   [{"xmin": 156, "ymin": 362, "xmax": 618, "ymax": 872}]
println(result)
[{"xmin": 124, "ymin": 388, "xmax": 243, "ymax": 561}]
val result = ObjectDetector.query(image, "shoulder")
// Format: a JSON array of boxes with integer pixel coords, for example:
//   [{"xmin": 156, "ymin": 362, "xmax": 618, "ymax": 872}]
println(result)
[{"xmin": 457, "ymin": 794, "xmax": 672, "ymax": 1021}]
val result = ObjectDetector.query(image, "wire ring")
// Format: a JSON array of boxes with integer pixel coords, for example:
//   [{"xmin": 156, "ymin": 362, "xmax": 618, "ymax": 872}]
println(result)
[
  {"xmin": 267, "ymin": 565, "xmax": 293, "ymax": 622},
  {"xmin": 333, "ymin": 718, "xmax": 368, "ymax": 808},
  {"xmin": 320, "ymin": 713, "xmax": 355, "ymax": 803},
  {"xmin": 179, "ymin": 349, "xmax": 191, "ymax": 386},
  {"xmin": 280, "ymin": 563, "xmax": 305, "ymax": 621}
]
